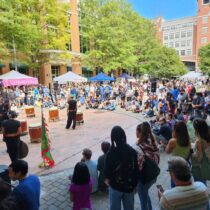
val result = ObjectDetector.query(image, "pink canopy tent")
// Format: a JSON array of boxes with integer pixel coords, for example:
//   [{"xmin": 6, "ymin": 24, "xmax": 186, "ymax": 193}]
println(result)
[{"xmin": 0, "ymin": 70, "xmax": 38, "ymax": 87}]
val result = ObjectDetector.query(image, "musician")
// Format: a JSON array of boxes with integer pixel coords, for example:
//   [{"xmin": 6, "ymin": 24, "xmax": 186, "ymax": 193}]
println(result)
[
  {"xmin": 66, "ymin": 95, "xmax": 77, "ymax": 130},
  {"xmin": 2, "ymin": 111, "xmax": 21, "ymax": 162}
]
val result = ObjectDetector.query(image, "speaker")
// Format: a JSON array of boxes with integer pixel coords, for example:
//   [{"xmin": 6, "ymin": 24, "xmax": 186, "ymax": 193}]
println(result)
[{"xmin": 151, "ymin": 79, "xmax": 157, "ymax": 93}]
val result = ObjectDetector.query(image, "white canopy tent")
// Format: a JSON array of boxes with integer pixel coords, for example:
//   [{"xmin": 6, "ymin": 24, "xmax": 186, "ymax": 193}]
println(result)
[
  {"xmin": 0, "ymin": 70, "xmax": 38, "ymax": 86},
  {"xmin": 53, "ymin": 71, "xmax": 87, "ymax": 84},
  {"xmin": 180, "ymin": 71, "xmax": 203, "ymax": 80}
]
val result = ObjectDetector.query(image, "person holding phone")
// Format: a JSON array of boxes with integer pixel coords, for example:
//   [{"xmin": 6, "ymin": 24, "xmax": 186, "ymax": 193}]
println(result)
[{"xmin": 158, "ymin": 157, "xmax": 209, "ymax": 210}]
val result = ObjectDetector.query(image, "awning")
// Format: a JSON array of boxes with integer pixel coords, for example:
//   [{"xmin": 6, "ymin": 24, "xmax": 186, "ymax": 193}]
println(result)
[
  {"xmin": 10, "ymin": 63, "xmax": 28, "ymax": 69},
  {"xmin": 0, "ymin": 63, "xmax": 6, "ymax": 68},
  {"xmin": 82, "ymin": 67, "xmax": 92, "ymax": 72}
]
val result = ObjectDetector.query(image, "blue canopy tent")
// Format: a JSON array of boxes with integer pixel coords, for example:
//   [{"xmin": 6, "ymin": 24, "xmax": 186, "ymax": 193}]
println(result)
[
  {"xmin": 119, "ymin": 73, "xmax": 134, "ymax": 79},
  {"xmin": 89, "ymin": 73, "xmax": 114, "ymax": 82}
]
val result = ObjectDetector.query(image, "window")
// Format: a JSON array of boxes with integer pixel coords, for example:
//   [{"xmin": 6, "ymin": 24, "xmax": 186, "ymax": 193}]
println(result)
[
  {"xmin": 164, "ymin": 43, "xmax": 168, "ymax": 47},
  {"xmin": 169, "ymin": 33, "xmax": 174, "ymax": 39},
  {"xmin": 202, "ymin": 16, "xmax": 208, "ymax": 24},
  {"xmin": 186, "ymin": 49, "xmax": 192, "ymax": 56},
  {"xmin": 181, "ymin": 50, "xmax": 185, "ymax": 56},
  {"xmin": 176, "ymin": 51, "xmax": 179, "ymax": 55},
  {"xmin": 187, "ymin": 40, "xmax": 191, "ymax": 47},
  {"xmin": 175, "ymin": 42, "xmax": 179, "ymax": 47},
  {"xmin": 203, "ymin": 0, "xmax": 210, "ymax": 4},
  {"xmin": 187, "ymin": 31, "xmax": 192, "ymax": 37},
  {"xmin": 201, "ymin": 37, "xmax": 208, "ymax": 44},
  {"xmin": 181, "ymin": 31, "xmax": 186, "ymax": 38},
  {"xmin": 164, "ymin": 34, "xmax": 168, "ymax": 40},
  {"xmin": 175, "ymin": 32, "xmax": 180, "ymax": 39},
  {"xmin": 51, "ymin": 66, "xmax": 60, "ymax": 79},
  {"xmin": 181, "ymin": 41, "xmax": 186, "ymax": 47},
  {"xmin": 202, "ymin": 27, "xmax": 208, "ymax": 34},
  {"xmin": 169, "ymin": 42, "xmax": 174, "ymax": 48}
]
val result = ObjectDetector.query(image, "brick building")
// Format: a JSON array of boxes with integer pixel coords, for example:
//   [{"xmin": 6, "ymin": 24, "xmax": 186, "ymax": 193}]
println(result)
[{"xmin": 156, "ymin": 0, "xmax": 210, "ymax": 71}]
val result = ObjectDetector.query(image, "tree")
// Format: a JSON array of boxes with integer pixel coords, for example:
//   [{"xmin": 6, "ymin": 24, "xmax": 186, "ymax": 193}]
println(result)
[
  {"xmin": 79, "ymin": 0, "xmax": 186, "ymax": 78},
  {"xmin": 199, "ymin": 44, "xmax": 210, "ymax": 76},
  {"xmin": 0, "ymin": 0, "xmax": 70, "ymax": 70}
]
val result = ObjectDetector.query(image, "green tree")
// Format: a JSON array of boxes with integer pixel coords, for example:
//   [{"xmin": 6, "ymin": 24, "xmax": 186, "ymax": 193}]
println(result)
[
  {"xmin": 199, "ymin": 44, "xmax": 210, "ymax": 76},
  {"xmin": 0, "ymin": 0, "xmax": 70, "ymax": 70},
  {"xmin": 79, "ymin": 0, "xmax": 186, "ymax": 78}
]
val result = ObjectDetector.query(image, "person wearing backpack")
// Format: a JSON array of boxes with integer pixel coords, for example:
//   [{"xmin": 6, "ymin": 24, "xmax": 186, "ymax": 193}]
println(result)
[
  {"xmin": 104, "ymin": 126, "xmax": 138, "ymax": 210},
  {"xmin": 133, "ymin": 122, "xmax": 160, "ymax": 210}
]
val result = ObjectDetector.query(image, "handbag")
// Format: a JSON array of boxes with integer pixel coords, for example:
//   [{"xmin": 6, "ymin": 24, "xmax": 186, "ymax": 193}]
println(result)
[
  {"xmin": 138, "ymin": 145, "xmax": 160, "ymax": 185},
  {"xmin": 18, "ymin": 140, "xmax": 29, "ymax": 159},
  {"xmin": 191, "ymin": 141, "xmax": 210, "ymax": 181}
]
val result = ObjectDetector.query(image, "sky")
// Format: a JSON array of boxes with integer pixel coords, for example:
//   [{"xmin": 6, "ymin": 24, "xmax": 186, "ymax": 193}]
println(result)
[{"xmin": 126, "ymin": 0, "xmax": 198, "ymax": 20}]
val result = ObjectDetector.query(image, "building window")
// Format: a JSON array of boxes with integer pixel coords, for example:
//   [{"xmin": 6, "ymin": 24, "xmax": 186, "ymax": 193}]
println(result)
[
  {"xmin": 187, "ymin": 31, "xmax": 192, "ymax": 37},
  {"xmin": 175, "ymin": 32, "xmax": 180, "ymax": 39},
  {"xmin": 164, "ymin": 34, "xmax": 168, "ymax": 40},
  {"xmin": 202, "ymin": 27, "xmax": 208, "ymax": 34},
  {"xmin": 164, "ymin": 43, "xmax": 168, "ymax": 47},
  {"xmin": 176, "ymin": 51, "xmax": 179, "ymax": 55},
  {"xmin": 181, "ymin": 50, "xmax": 185, "ymax": 56},
  {"xmin": 201, "ymin": 37, "xmax": 208, "ymax": 44},
  {"xmin": 202, "ymin": 16, "xmax": 208, "ymax": 24},
  {"xmin": 187, "ymin": 40, "xmax": 191, "ymax": 47},
  {"xmin": 175, "ymin": 42, "xmax": 179, "ymax": 47},
  {"xmin": 169, "ymin": 42, "xmax": 174, "ymax": 48},
  {"xmin": 203, "ymin": 0, "xmax": 210, "ymax": 4},
  {"xmin": 181, "ymin": 41, "xmax": 186, "ymax": 47},
  {"xmin": 181, "ymin": 31, "xmax": 186, "ymax": 38},
  {"xmin": 51, "ymin": 66, "xmax": 60, "ymax": 79},
  {"xmin": 186, "ymin": 49, "xmax": 192, "ymax": 56},
  {"xmin": 169, "ymin": 33, "xmax": 174, "ymax": 39}
]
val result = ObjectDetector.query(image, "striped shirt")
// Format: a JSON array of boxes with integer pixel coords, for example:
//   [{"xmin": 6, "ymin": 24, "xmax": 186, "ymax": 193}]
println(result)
[{"xmin": 160, "ymin": 182, "xmax": 209, "ymax": 210}]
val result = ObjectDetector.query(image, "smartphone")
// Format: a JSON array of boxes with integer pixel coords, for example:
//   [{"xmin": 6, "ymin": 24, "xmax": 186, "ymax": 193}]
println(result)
[{"xmin": 156, "ymin": 184, "xmax": 164, "ymax": 193}]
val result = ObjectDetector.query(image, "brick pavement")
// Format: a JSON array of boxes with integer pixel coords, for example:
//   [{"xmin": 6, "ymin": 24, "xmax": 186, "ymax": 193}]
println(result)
[{"xmin": 40, "ymin": 152, "xmax": 170, "ymax": 210}]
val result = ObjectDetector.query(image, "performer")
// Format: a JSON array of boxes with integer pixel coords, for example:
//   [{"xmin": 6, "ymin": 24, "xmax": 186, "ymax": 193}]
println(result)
[
  {"xmin": 66, "ymin": 95, "xmax": 77, "ymax": 130},
  {"xmin": 2, "ymin": 111, "xmax": 21, "ymax": 162}
]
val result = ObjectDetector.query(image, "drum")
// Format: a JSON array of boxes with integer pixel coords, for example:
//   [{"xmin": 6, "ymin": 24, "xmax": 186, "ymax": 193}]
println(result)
[
  {"xmin": 76, "ymin": 110, "xmax": 84, "ymax": 125},
  {"xmin": 18, "ymin": 140, "xmax": 29, "ymax": 159},
  {"xmin": 25, "ymin": 106, "xmax": 35, "ymax": 117},
  {"xmin": 29, "ymin": 124, "xmax": 42, "ymax": 143},
  {"xmin": 49, "ymin": 107, "xmax": 59, "ymax": 122},
  {"xmin": 20, "ymin": 120, "xmax": 28, "ymax": 136}
]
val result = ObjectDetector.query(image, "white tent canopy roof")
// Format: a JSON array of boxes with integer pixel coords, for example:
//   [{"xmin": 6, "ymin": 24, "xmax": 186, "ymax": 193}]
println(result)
[
  {"xmin": 53, "ymin": 71, "xmax": 87, "ymax": 84},
  {"xmin": 180, "ymin": 71, "xmax": 203, "ymax": 80},
  {"xmin": 0, "ymin": 70, "xmax": 35, "ymax": 79},
  {"xmin": 0, "ymin": 70, "xmax": 38, "ymax": 86}
]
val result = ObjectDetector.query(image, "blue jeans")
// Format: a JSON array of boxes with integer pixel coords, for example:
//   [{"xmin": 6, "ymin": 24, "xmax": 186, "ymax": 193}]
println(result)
[
  {"xmin": 137, "ymin": 178, "xmax": 157, "ymax": 210},
  {"xmin": 109, "ymin": 187, "xmax": 134, "ymax": 210}
]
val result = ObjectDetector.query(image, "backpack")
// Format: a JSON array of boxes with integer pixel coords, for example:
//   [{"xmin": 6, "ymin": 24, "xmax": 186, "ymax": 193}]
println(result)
[{"xmin": 112, "ymin": 146, "xmax": 138, "ymax": 193}]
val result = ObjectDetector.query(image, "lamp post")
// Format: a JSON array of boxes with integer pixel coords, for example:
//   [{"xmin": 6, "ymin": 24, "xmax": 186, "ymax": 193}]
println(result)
[{"xmin": 12, "ymin": 37, "xmax": 18, "ymax": 71}]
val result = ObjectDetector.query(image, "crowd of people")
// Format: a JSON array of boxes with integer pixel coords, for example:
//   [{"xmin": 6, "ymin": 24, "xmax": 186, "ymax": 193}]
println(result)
[{"xmin": 0, "ymin": 76, "xmax": 210, "ymax": 210}]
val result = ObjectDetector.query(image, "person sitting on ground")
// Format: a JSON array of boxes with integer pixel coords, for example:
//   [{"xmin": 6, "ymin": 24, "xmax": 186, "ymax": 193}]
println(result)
[
  {"xmin": 97, "ymin": 141, "xmax": 111, "ymax": 192},
  {"xmin": 82, "ymin": 149, "xmax": 98, "ymax": 193},
  {"xmin": 166, "ymin": 113, "xmax": 176, "ymax": 131},
  {"xmin": 153, "ymin": 117, "xmax": 172, "ymax": 145},
  {"xmin": 158, "ymin": 157, "xmax": 209, "ymax": 210},
  {"xmin": 69, "ymin": 162, "xmax": 93, "ymax": 210},
  {"xmin": 8, "ymin": 160, "xmax": 41, "ymax": 210}
]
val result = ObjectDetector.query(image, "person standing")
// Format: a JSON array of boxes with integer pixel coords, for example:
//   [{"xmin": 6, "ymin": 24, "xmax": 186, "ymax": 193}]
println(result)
[
  {"xmin": 9, "ymin": 160, "xmax": 41, "ymax": 210},
  {"xmin": 2, "ymin": 111, "xmax": 21, "ymax": 162},
  {"xmin": 133, "ymin": 122, "xmax": 160, "ymax": 210},
  {"xmin": 104, "ymin": 126, "xmax": 138, "ymax": 210},
  {"xmin": 66, "ymin": 95, "xmax": 77, "ymax": 130}
]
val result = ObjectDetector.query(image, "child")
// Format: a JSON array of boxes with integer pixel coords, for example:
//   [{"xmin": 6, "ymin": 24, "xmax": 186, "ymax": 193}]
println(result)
[{"xmin": 69, "ymin": 162, "xmax": 93, "ymax": 210}]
